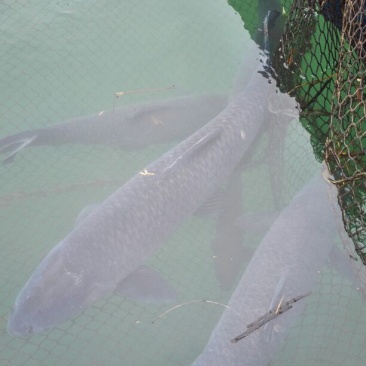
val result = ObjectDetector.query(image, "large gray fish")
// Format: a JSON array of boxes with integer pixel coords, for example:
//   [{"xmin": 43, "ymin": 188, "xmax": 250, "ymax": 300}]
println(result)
[
  {"xmin": 211, "ymin": 169, "xmax": 248, "ymax": 290},
  {"xmin": 191, "ymin": 174, "xmax": 340, "ymax": 366},
  {"xmin": 7, "ymin": 49, "xmax": 272, "ymax": 336},
  {"xmin": 0, "ymin": 94, "xmax": 228, "ymax": 164}
]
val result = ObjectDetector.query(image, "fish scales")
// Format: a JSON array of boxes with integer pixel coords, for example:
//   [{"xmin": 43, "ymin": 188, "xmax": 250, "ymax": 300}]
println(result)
[
  {"xmin": 191, "ymin": 176, "xmax": 340, "ymax": 366},
  {"xmin": 0, "ymin": 95, "xmax": 228, "ymax": 163},
  {"xmin": 8, "ymin": 63, "xmax": 270, "ymax": 336}
]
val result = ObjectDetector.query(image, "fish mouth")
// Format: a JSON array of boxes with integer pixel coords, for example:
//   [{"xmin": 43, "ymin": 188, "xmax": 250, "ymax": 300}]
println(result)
[
  {"xmin": 7, "ymin": 307, "xmax": 58, "ymax": 337},
  {"xmin": 7, "ymin": 319, "xmax": 53, "ymax": 337},
  {"xmin": 7, "ymin": 322, "xmax": 34, "ymax": 337},
  {"xmin": 7, "ymin": 306, "xmax": 37, "ymax": 337}
]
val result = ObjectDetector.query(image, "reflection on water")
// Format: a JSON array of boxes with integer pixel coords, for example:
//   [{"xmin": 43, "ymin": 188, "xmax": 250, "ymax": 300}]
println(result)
[{"xmin": 1, "ymin": 0, "xmax": 366, "ymax": 365}]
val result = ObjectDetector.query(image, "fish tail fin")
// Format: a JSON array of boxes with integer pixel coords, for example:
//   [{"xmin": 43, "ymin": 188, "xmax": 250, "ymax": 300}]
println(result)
[{"xmin": 0, "ymin": 133, "xmax": 37, "ymax": 164}]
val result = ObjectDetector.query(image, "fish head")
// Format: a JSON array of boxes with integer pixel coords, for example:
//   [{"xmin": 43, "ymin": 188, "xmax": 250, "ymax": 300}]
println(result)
[{"xmin": 7, "ymin": 242, "xmax": 92, "ymax": 336}]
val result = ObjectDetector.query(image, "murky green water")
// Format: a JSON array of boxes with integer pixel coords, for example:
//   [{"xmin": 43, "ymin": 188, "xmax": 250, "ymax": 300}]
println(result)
[
  {"xmin": 0, "ymin": 1, "xmax": 248, "ymax": 365},
  {"xmin": 2, "ymin": 1, "xmax": 366, "ymax": 365}
]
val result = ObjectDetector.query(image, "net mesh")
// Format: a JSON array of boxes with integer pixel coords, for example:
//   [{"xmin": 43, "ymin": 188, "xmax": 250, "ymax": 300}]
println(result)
[
  {"xmin": 267, "ymin": 0, "xmax": 366, "ymax": 361},
  {"xmin": 1, "ymin": 0, "xmax": 366, "ymax": 365},
  {"xmin": 270, "ymin": 0, "xmax": 366, "ymax": 265},
  {"xmin": 323, "ymin": 0, "xmax": 366, "ymax": 264}
]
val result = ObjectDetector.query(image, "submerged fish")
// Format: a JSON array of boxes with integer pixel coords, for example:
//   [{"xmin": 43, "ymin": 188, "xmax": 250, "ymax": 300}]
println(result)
[
  {"xmin": 211, "ymin": 170, "xmax": 248, "ymax": 291},
  {"xmin": 7, "ymin": 50, "xmax": 273, "ymax": 336},
  {"xmin": 191, "ymin": 174, "xmax": 341, "ymax": 366},
  {"xmin": 0, "ymin": 94, "xmax": 228, "ymax": 164}
]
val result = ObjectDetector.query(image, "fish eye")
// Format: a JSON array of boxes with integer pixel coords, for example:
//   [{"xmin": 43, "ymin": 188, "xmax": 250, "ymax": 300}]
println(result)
[{"xmin": 25, "ymin": 325, "xmax": 33, "ymax": 335}]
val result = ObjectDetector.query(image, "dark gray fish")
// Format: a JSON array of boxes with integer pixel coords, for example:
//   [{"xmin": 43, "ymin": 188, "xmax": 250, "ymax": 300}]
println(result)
[
  {"xmin": 0, "ymin": 94, "xmax": 228, "ymax": 164},
  {"xmin": 7, "ymin": 53, "xmax": 271, "ymax": 336},
  {"xmin": 191, "ymin": 175, "xmax": 340, "ymax": 366},
  {"xmin": 211, "ymin": 170, "xmax": 248, "ymax": 291},
  {"xmin": 212, "ymin": 208, "xmax": 280, "ymax": 291}
]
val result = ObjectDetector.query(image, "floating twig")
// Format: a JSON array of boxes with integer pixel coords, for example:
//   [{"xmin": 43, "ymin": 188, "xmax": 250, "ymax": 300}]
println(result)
[{"xmin": 231, "ymin": 292, "xmax": 311, "ymax": 343}]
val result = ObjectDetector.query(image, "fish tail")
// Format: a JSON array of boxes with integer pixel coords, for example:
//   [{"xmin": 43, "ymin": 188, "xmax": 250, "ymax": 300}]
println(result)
[{"xmin": 0, "ymin": 132, "xmax": 38, "ymax": 164}]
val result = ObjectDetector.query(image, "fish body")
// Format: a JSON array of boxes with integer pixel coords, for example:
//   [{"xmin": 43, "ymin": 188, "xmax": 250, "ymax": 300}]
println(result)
[
  {"xmin": 0, "ymin": 94, "xmax": 228, "ymax": 163},
  {"xmin": 192, "ymin": 175, "xmax": 340, "ymax": 366},
  {"xmin": 212, "ymin": 170, "xmax": 247, "ymax": 290},
  {"xmin": 8, "ymin": 56, "xmax": 271, "ymax": 336}
]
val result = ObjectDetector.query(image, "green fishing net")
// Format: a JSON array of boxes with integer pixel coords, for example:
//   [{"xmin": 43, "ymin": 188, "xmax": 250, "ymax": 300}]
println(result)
[{"xmin": 264, "ymin": 0, "xmax": 366, "ymax": 264}]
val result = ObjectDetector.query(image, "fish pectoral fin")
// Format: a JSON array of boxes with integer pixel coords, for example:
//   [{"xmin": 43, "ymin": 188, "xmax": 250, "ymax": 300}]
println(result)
[
  {"xmin": 213, "ymin": 238, "xmax": 250, "ymax": 291},
  {"xmin": 128, "ymin": 103, "xmax": 170, "ymax": 122},
  {"xmin": 195, "ymin": 189, "xmax": 226, "ymax": 217},
  {"xmin": 162, "ymin": 127, "xmax": 222, "ymax": 176},
  {"xmin": 1, "ymin": 134, "xmax": 37, "ymax": 164},
  {"xmin": 263, "ymin": 271, "xmax": 289, "ymax": 342},
  {"xmin": 114, "ymin": 265, "xmax": 177, "ymax": 304},
  {"xmin": 234, "ymin": 210, "xmax": 279, "ymax": 234}
]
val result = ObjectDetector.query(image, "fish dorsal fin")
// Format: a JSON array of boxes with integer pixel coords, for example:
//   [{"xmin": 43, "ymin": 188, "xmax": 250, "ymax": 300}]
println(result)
[
  {"xmin": 234, "ymin": 210, "xmax": 279, "ymax": 234},
  {"xmin": 114, "ymin": 265, "xmax": 177, "ymax": 304},
  {"xmin": 162, "ymin": 127, "xmax": 222, "ymax": 176},
  {"xmin": 127, "ymin": 102, "xmax": 170, "ymax": 121},
  {"xmin": 75, "ymin": 203, "xmax": 100, "ymax": 226}
]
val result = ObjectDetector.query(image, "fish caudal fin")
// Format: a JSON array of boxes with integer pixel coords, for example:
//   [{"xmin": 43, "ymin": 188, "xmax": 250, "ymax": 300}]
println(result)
[{"xmin": 0, "ymin": 133, "xmax": 37, "ymax": 164}]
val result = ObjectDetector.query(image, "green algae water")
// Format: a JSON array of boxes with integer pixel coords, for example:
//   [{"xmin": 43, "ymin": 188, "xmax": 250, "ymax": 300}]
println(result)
[
  {"xmin": 0, "ymin": 1, "xmax": 249, "ymax": 365},
  {"xmin": 2, "ymin": 1, "xmax": 366, "ymax": 365}
]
